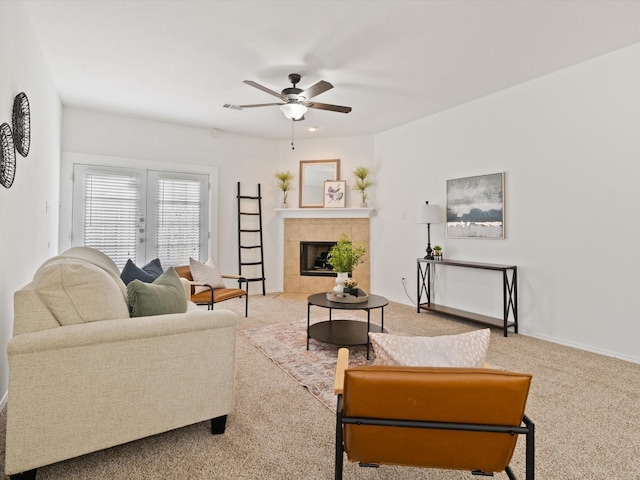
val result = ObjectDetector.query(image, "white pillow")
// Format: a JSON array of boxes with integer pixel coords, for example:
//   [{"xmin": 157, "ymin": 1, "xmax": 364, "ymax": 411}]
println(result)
[
  {"xmin": 369, "ymin": 329, "xmax": 490, "ymax": 368},
  {"xmin": 189, "ymin": 257, "xmax": 226, "ymax": 294}
]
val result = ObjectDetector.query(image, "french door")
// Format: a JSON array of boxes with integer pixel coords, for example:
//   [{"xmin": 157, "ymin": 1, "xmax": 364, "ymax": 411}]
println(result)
[{"xmin": 72, "ymin": 164, "xmax": 209, "ymax": 269}]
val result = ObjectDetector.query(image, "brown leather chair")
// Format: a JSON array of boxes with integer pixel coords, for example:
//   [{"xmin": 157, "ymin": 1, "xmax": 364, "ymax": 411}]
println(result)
[
  {"xmin": 334, "ymin": 348, "xmax": 535, "ymax": 479},
  {"xmin": 175, "ymin": 265, "xmax": 248, "ymax": 317}
]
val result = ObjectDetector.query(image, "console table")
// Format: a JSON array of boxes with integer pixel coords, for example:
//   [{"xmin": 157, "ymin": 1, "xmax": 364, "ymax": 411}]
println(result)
[{"xmin": 417, "ymin": 258, "xmax": 518, "ymax": 336}]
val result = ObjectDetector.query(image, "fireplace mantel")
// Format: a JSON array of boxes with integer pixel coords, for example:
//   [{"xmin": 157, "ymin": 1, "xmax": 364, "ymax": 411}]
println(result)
[{"xmin": 276, "ymin": 207, "xmax": 375, "ymax": 219}]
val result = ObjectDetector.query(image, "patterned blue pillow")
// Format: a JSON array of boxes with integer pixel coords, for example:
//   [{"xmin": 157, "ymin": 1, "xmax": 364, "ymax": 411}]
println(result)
[{"xmin": 120, "ymin": 258, "xmax": 163, "ymax": 285}]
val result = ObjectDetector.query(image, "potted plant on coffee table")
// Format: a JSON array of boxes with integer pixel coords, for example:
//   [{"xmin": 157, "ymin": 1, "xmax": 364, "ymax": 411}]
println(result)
[{"xmin": 327, "ymin": 234, "xmax": 367, "ymax": 294}]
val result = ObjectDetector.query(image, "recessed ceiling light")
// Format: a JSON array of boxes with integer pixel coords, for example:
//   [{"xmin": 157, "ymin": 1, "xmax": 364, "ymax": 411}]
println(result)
[{"xmin": 308, "ymin": 126, "xmax": 319, "ymax": 132}]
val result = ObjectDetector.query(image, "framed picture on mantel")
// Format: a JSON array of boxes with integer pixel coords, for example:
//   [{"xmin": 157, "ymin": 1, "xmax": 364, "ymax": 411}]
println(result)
[
  {"xmin": 323, "ymin": 180, "xmax": 346, "ymax": 208},
  {"xmin": 446, "ymin": 172, "xmax": 504, "ymax": 239}
]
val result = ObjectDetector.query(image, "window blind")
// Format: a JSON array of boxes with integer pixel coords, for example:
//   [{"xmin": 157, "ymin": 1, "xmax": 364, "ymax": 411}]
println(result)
[
  {"xmin": 73, "ymin": 164, "xmax": 210, "ymax": 269},
  {"xmin": 156, "ymin": 177, "xmax": 202, "ymax": 266},
  {"xmin": 84, "ymin": 171, "xmax": 139, "ymax": 267}
]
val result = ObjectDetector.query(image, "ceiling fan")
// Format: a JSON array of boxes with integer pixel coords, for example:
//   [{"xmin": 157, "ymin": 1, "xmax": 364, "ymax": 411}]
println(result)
[{"xmin": 224, "ymin": 73, "xmax": 352, "ymax": 121}]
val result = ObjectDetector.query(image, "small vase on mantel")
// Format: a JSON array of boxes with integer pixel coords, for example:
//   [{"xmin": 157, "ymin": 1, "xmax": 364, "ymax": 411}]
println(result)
[
  {"xmin": 281, "ymin": 202, "xmax": 288, "ymax": 208},
  {"xmin": 334, "ymin": 272, "xmax": 350, "ymax": 293}
]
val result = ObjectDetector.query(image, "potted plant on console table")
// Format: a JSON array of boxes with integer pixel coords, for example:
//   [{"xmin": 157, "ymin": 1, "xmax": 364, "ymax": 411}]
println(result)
[{"xmin": 327, "ymin": 234, "xmax": 367, "ymax": 302}]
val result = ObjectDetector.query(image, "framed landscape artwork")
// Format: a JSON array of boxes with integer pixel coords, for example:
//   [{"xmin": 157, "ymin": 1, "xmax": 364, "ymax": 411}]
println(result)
[
  {"xmin": 323, "ymin": 180, "xmax": 346, "ymax": 208},
  {"xmin": 446, "ymin": 172, "xmax": 505, "ymax": 238}
]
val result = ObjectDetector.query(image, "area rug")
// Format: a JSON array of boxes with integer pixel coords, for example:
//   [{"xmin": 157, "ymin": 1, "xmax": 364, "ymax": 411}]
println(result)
[{"xmin": 239, "ymin": 317, "xmax": 379, "ymax": 411}]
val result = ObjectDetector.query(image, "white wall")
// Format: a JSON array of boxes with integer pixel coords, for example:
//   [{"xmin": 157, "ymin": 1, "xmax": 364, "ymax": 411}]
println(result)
[
  {"xmin": 60, "ymin": 113, "xmax": 377, "ymax": 295},
  {"xmin": 374, "ymin": 43, "xmax": 640, "ymax": 363},
  {"xmin": 0, "ymin": 2, "xmax": 62, "ymax": 407},
  {"xmin": 15, "ymin": 25, "xmax": 636, "ymax": 407},
  {"xmin": 273, "ymin": 135, "xmax": 376, "ymax": 209},
  {"xmin": 269, "ymin": 135, "xmax": 376, "ymax": 290},
  {"xmin": 66, "ymin": 51, "xmax": 640, "ymax": 364},
  {"xmin": 60, "ymin": 109, "xmax": 281, "ymax": 292}
]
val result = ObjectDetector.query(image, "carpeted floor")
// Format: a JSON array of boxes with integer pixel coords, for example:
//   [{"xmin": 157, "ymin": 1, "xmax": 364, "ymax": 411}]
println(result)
[
  {"xmin": 240, "ymin": 316, "xmax": 377, "ymax": 410},
  {"xmin": 2, "ymin": 293, "xmax": 639, "ymax": 479}
]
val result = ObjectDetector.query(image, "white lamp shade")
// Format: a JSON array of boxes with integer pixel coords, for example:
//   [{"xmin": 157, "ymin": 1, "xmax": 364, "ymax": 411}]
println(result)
[
  {"xmin": 417, "ymin": 204, "xmax": 441, "ymax": 224},
  {"xmin": 280, "ymin": 103, "xmax": 308, "ymax": 120}
]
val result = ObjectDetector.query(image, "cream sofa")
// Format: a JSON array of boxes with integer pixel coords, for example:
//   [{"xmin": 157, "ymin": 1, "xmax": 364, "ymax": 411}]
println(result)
[{"xmin": 5, "ymin": 247, "xmax": 238, "ymax": 479}]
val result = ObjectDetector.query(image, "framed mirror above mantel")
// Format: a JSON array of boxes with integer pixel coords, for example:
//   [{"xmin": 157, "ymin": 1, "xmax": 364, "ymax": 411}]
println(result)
[{"xmin": 299, "ymin": 159, "xmax": 340, "ymax": 208}]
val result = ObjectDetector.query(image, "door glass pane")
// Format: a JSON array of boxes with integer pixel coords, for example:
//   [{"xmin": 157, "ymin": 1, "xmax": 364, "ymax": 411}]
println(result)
[
  {"xmin": 82, "ymin": 169, "xmax": 141, "ymax": 268},
  {"xmin": 72, "ymin": 164, "xmax": 209, "ymax": 270},
  {"xmin": 155, "ymin": 176, "xmax": 203, "ymax": 266}
]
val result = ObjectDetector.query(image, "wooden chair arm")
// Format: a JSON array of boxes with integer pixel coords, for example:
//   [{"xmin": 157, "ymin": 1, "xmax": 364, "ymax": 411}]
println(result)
[
  {"xmin": 334, "ymin": 348, "xmax": 349, "ymax": 395},
  {"xmin": 189, "ymin": 278, "xmax": 247, "ymax": 287},
  {"xmin": 221, "ymin": 274, "xmax": 247, "ymax": 281}
]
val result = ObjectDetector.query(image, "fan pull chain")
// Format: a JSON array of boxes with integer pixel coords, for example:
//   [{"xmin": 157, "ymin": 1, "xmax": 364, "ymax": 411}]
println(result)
[{"xmin": 291, "ymin": 120, "xmax": 295, "ymax": 150}]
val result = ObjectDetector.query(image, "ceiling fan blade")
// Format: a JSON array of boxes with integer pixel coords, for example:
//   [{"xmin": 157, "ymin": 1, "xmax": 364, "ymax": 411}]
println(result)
[
  {"xmin": 223, "ymin": 102, "xmax": 284, "ymax": 110},
  {"xmin": 239, "ymin": 102, "xmax": 285, "ymax": 108},
  {"xmin": 300, "ymin": 80, "xmax": 333, "ymax": 100},
  {"xmin": 243, "ymin": 80, "xmax": 285, "ymax": 100},
  {"xmin": 305, "ymin": 102, "xmax": 352, "ymax": 114}
]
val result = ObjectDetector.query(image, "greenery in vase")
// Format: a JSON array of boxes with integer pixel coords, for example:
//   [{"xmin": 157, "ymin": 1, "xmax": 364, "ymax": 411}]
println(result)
[
  {"xmin": 274, "ymin": 171, "xmax": 295, "ymax": 203},
  {"xmin": 433, "ymin": 245, "xmax": 442, "ymax": 252},
  {"xmin": 353, "ymin": 166, "xmax": 373, "ymax": 204},
  {"xmin": 327, "ymin": 233, "xmax": 367, "ymax": 273}
]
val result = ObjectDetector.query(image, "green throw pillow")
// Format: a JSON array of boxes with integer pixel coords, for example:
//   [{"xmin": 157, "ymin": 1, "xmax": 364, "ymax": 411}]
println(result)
[{"xmin": 127, "ymin": 267, "xmax": 188, "ymax": 317}]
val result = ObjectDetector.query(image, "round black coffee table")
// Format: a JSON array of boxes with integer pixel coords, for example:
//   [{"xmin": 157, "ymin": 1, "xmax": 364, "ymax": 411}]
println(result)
[{"xmin": 307, "ymin": 292, "xmax": 388, "ymax": 359}]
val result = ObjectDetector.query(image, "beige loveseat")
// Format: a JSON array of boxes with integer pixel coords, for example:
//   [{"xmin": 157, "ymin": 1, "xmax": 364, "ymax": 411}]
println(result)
[{"xmin": 5, "ymin": 247, "xmax": 238, "ymax": 478}]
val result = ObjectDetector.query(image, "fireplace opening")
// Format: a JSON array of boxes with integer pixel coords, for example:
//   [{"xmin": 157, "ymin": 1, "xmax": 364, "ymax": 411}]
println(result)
[{"xmin": 300, "ymin": 241, "xmax": 338, "ymax": 276}]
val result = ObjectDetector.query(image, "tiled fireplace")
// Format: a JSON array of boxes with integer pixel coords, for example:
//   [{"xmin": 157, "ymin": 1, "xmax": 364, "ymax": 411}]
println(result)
[{"xmin": 280, "ymin": 209, "xmax": 372, "ymax": 294}]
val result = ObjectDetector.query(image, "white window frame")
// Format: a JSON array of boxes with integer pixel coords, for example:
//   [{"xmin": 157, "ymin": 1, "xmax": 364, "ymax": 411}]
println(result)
[{"xmin": 72, "ymin": 163, "xmax": 210, "ymax": 268}]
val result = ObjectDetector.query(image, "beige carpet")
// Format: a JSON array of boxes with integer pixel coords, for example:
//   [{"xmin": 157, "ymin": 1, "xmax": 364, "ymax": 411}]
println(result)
[
  {"xmin": 240, "ymin": 316, "xmax": 377, "ymax": 410},
  {"xmin": 2, "ymin": 293, "xmax": 639, "ymax": 479}
]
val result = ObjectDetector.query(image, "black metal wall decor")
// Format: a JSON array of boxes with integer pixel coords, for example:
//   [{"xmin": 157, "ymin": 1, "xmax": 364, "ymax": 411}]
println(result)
[
  {"xmin": 12, "ymin": 92, "xmax": 30, "ymax": 157},
  {"xmin": 0, "ymin": 123, "xmax": 16, "ymax": 188}
]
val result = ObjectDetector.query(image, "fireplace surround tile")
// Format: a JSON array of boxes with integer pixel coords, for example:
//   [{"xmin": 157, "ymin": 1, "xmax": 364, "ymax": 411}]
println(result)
[{"xmin": 283, "ymin": 217, "xmax": 370, "ymax": 294}]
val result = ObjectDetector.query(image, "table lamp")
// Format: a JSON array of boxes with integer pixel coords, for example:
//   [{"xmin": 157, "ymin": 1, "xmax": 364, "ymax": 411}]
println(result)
[{"xmin": 417, "ymin": 201, "xmax": 441, "ymax": 259}]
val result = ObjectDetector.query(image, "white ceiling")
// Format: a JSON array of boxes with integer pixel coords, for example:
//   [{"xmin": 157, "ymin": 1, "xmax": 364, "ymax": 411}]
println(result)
[{"xmin": 23, "ymin": 0, "xmax": 640, "ymax": 140}]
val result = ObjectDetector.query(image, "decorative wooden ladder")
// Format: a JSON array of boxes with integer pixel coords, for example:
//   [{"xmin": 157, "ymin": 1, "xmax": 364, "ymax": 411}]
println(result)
[{"xmin": 236, "ymin": 182, "xmax": 266, "ymax": 295}]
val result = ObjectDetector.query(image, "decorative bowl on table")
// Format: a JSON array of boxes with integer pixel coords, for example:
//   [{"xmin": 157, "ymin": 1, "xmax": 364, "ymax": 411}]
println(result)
[{"xmin": 326, "ymin": 289, "xmax": 369, "ymax": 304}]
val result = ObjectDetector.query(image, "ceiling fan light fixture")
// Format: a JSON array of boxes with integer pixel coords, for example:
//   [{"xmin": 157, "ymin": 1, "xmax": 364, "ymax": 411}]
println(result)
[{"xmin": 280, "ymin": 103, "xmax": 307, "ymax": 120}]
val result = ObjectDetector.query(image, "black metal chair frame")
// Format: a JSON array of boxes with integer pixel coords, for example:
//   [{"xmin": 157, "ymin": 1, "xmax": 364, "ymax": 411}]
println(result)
[{"xmin": 335, "ymin": 394, "xmax": 535, "ymax": 480}]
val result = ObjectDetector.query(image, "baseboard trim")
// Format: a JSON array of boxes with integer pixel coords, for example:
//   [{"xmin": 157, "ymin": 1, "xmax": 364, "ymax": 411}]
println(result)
[
  {"xmin": 392, "ymin": 296, "xmax": 640, "ymax": 365},
  {"xmin": 519, "ymin": 330, "xmax": 640, "ymax": 365}
]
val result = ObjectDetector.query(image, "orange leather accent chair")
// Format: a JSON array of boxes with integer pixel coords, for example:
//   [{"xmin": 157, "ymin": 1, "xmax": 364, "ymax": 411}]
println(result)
[
  {"xmin": 334, "ymin": 348, "xmax": 535, "ymax": 479},
  {"xmin": 175, "ymin": 265, "xmax": 248, "ymax": 317}
]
